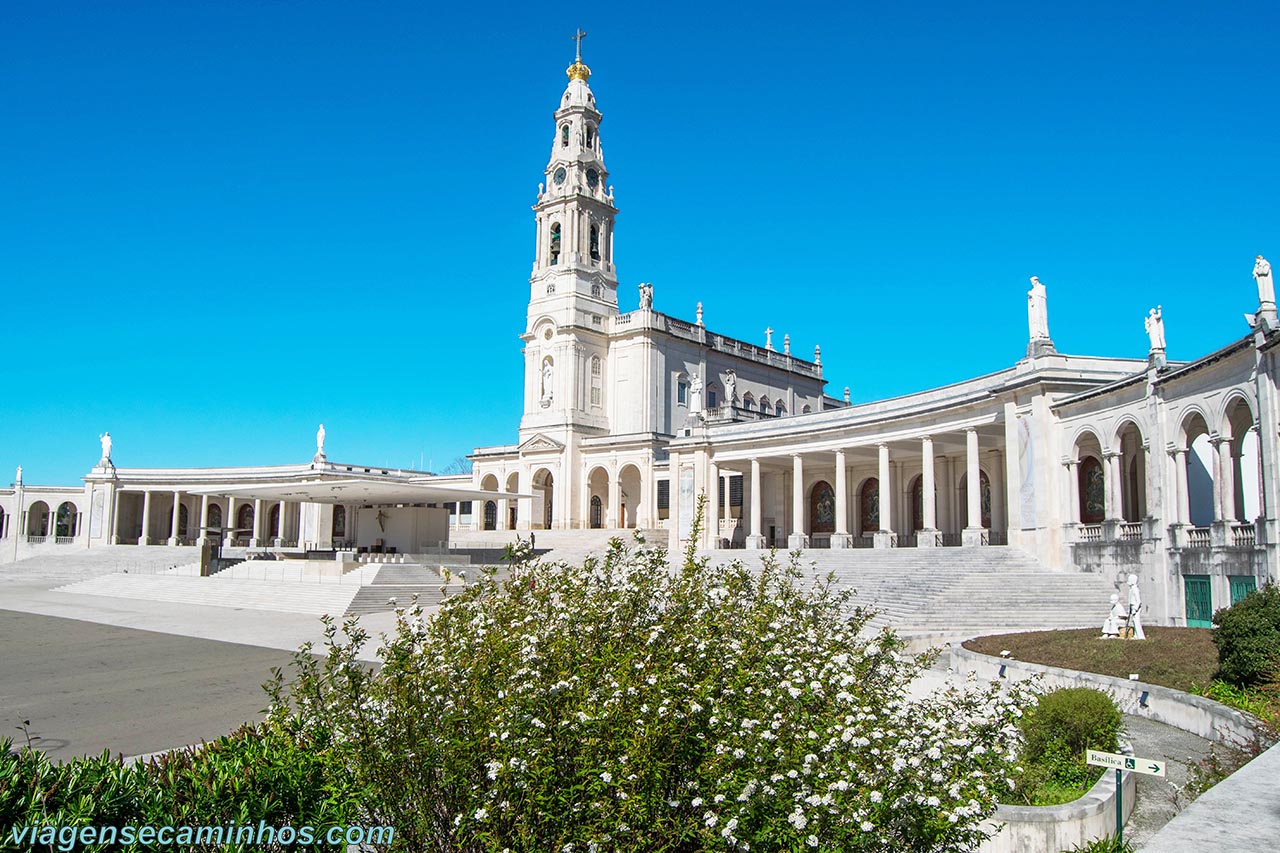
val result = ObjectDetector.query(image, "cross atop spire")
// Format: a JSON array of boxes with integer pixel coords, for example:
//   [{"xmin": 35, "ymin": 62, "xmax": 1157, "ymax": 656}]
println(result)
[{"xmin": 573, "ymin": 28, "xmax": 587, "ymax": 62}]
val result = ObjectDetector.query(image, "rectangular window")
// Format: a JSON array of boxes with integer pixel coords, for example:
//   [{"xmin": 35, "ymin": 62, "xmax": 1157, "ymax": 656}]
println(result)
[
  {"xmin": 657, "ymin": 479, "xmax": 670, "ymax": 520},
  {"xmin": 459, "ymin": 501, "xmax": 473, "ymax": 515},
  {"xmin": 677, "ymin": 382, "xmax": 688, "ymax": 405},
  {"xmin": 446, "ymin": 502, "xmax": 457, "ymax": 514},
  {"xmin": 591, "ymin": 385, "xmax": 602, "ymax": 406},
  {"xmin": 708, "ymin": 389, "xmax": 717, "ymax": 408},
  {"xmin": 730, "ymin": 475, "xmax": 743, "ymax": 518}
]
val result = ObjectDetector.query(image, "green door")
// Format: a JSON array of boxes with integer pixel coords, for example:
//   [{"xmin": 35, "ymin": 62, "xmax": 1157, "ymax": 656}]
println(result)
[
  {"xmin": 1229, "ymin": 575, "xmax": 1257, "ymax": 605},
  {"xmin": 1184, "ymin": 575, "xmax": 1213, "ymax": 628}
]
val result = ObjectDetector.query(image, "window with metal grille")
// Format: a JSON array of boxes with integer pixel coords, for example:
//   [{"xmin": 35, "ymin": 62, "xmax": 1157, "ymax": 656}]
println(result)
[{"xmin": 657, "ymin": 479, "xmax": 670, "ymax": 519}]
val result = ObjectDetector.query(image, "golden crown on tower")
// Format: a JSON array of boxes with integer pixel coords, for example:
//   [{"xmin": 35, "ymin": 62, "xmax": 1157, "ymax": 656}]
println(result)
[{"xmin": 566, "ymin": 59, "xmax": 591, "ymax": 82}]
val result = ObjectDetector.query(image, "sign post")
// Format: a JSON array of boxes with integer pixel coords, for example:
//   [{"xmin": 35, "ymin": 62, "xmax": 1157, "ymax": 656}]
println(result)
[{"xmin": 1086, "ymin": 749, "xmax": 1167, "ymax": 844}]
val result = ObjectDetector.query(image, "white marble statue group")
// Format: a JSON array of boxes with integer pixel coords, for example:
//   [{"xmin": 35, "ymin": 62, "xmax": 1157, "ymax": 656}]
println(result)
[
  {"xmin": 638, "ymin": 282, "xmax": 653, "ymax": 310},
  {"xmin": 1102, "ymin": 574, "xmax": 1146, "ymax": 640}
]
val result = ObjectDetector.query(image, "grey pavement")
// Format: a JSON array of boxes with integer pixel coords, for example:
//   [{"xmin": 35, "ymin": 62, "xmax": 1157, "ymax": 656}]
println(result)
[
  {"xmin": 0, "ymin": 610, "xmax": 299, "ymax": 761},
  {"xmin": 1122, "ymin": 713, "xmax": 1214, "ymax": 849}
]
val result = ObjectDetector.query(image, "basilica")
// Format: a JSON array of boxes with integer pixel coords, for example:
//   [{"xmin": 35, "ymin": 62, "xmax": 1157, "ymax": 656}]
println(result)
[{"xmin": 2, "ymin": 47, "xmax": 1276, "ymax": 630}]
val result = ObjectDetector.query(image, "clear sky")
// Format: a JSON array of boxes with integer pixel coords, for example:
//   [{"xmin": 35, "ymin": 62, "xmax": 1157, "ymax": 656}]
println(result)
[{"xmin": 4, "ymin": 1, "xmax": 1278, "ymax": 486}]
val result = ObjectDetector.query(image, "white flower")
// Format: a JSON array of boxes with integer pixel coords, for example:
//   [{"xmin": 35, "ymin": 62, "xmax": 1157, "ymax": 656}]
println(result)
[
  {"xmin": 473, "ymin": 808, "xmax": 488, "ymax": 821},
  {"xmin": 869, "ymin": 790, "xmax": 883, "ymax": 803},
  {"xmin": 691, "ymin": 797, "xmax": 703, "ymax": 807},
  {"xmin": 600, "ymin": 771, "xmax": 613, "ymax": 784},
  {"xmin": 861, "ymin": 820, "xmax": 875, "ymax": 831},
  {"xmin": 807, "ymin": 835, "xmax": 819, "ymax": 848}
]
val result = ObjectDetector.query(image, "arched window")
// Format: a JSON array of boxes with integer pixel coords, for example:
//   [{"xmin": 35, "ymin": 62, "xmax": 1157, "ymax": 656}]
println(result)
[
  {"xmin": 27, "ymin": 501, "xmax": 49, "ymax": 537},
  {"xmin": 591, "ymin": 283, "xmax": 602, "ymax": 298},
  {"xmin": 590, "ymin": 495, "xmax": 603, "ymax": 529},
  {"xmin": 960, "ymin": 471, "xmax": 994, "ymax": 529},
  {"xmin": 911, "ymin": 476, "xmax": 924, "ymax": 532},
  {"xmin": 1078, "ymin": 457, "xmax": 1105, "ymax": 524},
  {"xmin": 809, "ymin": 481, "xmax": 835, "ymax": 535},
  {"xmin": 178, "ymin": 504, "xmax": 189, "ymax": 537},
  {"xmin": 742, "ymin": 392, "xmax": 755, "ymax": 410},
  {"xmin": 549, "ymin": 223, "xmax": 561, "ymax": 265},
  {"xmin": 759, "ymin": 396, "xmax": 770, "ymax": 414},
  {"xmin": 859, "ymin": 479, "xmax": 879, "ymax": 534},
  {"xmin": 776, "ymin": 401, "xmax": 786, "ymax": 417},
  {"xmin": 802, "ymin": 404, "xmax": 812, "ymax": 413},
  {"xmin": 332, "ymin": 505, "xmax": 346, "ymax": 539},
  {"xmin": 586, "ymin": 125, "xmax": 595, "ymax": 148},
  {"xmin": 561, "ymin": 124, "xmax": 570, "ymax": 147},
  {"xmin": 707, "ymin": 387, "xmax": 718, "ymax": 408},
  {"xmin": 483, "ymin": 501, "xmax": 497, "ymax": 531},
  {"xmin": 237, "ymin": 503, "xmax": 255, "ymax": 535},
  {"xmin": 208, "ymin": 503, "xmax": 223, "ymax": 531},
  {"xmin": 55, "ymin": 502, "xmax": 77, "ymax": 538},
  {"xmin": 0, "ymin": 506, "xmax": 6, "ymax": 538},
  {"xmin": 590, "ymin": 225, "xmax": 600, "ymax": 260}
]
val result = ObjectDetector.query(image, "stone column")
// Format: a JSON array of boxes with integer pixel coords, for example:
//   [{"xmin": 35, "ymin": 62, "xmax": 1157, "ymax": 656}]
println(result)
[
  {"xmin": 874, "ymin": 443, "xmax": 894, "ymax": 548},
  {"xmin": 1218, "ymin": 438, "xmax": 1237, "ymax": 523},
  {"xmin": 919, "ymin": 437, "xmax": 939, "ymax": 547},
  {"xmin": 168, "ymin": 491, "xmax": 182, "ymax": 545},
  {"xmin": 989, "ymin": 450, "xmax": 1006, "ymax": 538},
  {"xmin": 962, "ymin": 429, "xmax": 985, "ymax": 545},
  {"xmin": 197, "ymin": 494, "xmax": 210, "ymax": 546},
  {"xmin": 498, "ymin": 496, "xmax": 509, "ymax": 531},
  {"xmin": 276, "ymin": 501, "xmax": 288, "ymax": 546},
  {"xmin": 251, "ymin": 498, "xmax": 264, "ymax": 548},
  {"xmin": 748, "ymin": 458, "xmax": 765, "ymax": 549},
  {"xmin": 669, "ymin": 451, "xmax": 682, "ymax": 552},
  {"xmin": 1103, "ymin": 452, "xmax": 1122, "ymax": 521},
  {"xmin": 225, "ymin": 498, "xmax": 237, "ymax": 546},
  {"xmin": 706, "ymin": 461, "xmax": 720, "ymax": 548},
  {"xmin": 140, "ymin": 490, "xmax": 153, "ymax": 545},
  {"xmin": 722, "ymin": 469, "xmax": 732, "ymax": 529},
  {"xmin": 1172, "ymin": 449, "xmax": 1189, "ymax": 524},
  {"xmin": 1064, "ymin": 460, "xmax": 1080, "ymax": 523},
  {"xmin": 517, "ymin": 470, "xmax": 532, "ymax": 531},
  {"xmin": 111, "ymin": 490, "xmax": 123, "ymax": 544},
  {"xmin": 788, "ymin": 454, "xmax": 808, "ymax": 549},
  {"xmin": 831, "ymin": 449, "xmax": 852, "ymax": 548},
  {"xmin": 608, "ymin": 475, "xmax": 622, "ymax": 529}
]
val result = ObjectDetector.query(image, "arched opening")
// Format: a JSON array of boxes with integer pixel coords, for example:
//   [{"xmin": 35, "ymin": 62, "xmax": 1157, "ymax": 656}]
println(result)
[
  {"xmin": 959, "ymin": 470, "xmax": 993, "ymax": 529},
  {"xmin": 858, "ymin": 478, "xmax": 879, "ymax": 535},
  {"xmin": 331, "ymin": 505, "xmax": 346, "ymax": 540},
  {"xmin": 742, "ymin": 392, "xmax": 755, "ymax": 411},
  {"xmin": 618, "ymin": 464, "xmax": 642, "ymax": 529},
  {"xmin": 236, "ymin": 503, "xmax": 255, "ymax": 537},
  {"xmin": 549, "ymin": 222, "xmax": 561, "ymax": 265},
  {"xmin": 208, "ymin": 503, "xmax": 223, "ymax": 533},
  {"xmin": 590, "ymin": 225, "xmax": 600, "ymax": 260},
  {"xmin": 1116, "ymin": 422, "xmax": 1147, "ymax": 522},
  {"xmin": 483, "ymin": 500, "xmax": 497, "ymax": 531},
  {"xmin": 776, "ymin": 401, "xmax": 786, "ymax": 417},
  {"xmin": 480, "ymin": 474, "xmax": 499, "ymax": 492},
  {"xmin": 27, "ymin": 501, "xmax": 49, "ymax": 537},
  {"xmin": 1077, "ymin": 458, "xmax": 1104, "ymax": 523},
  {"xmin": 506, "ymin": 472, "xmax": 520, "ymax": 529},
  {"xmin": 802, "ymin": 404, "xmax": 812, "ymax": 414},
  {"xmin": 178, "ymin": 504, "xmax": 190, "ymax": 538},
  {"xmin": 560, "ymin": 124, "xmax": 570, "ymax": 147},
  {"xmin": 587, "ymin": 466, "xmax": 610, "ymax": 529},
  {"xmin": 0, "ymin": 507, "xmax": 6, "ymax": 538},
  {"xmin": 1225, "ymin": 397, "xmax": 1260, "ymax": 523},
  {"xmin": 759, "ymin": 396, "xmax": 770, "ymax": 415},
  {"xmin": 1181, "ymin": 412, "xmax": 1214, "ymax": 526},
  {"xmin": 808, "ymin": 480, "xmax": 835, "ymax": 535},
  {"xmin": 269, "ymin": 504, "xmax": 281, "ymax": 540},
  {"xmin": 1073, "ymin": 430, "xmax": 1106, "ymax": 524},
  {"xmin": 55, "ymin": 501, "xmax": 77, "ymax": 538},
  {"xmin": 586, "ymin": 125, "xmax": 595, "ymax": 148},
  {"xmin": 532, "ymin": 469, "xmax": 554, "ymax": 530}
]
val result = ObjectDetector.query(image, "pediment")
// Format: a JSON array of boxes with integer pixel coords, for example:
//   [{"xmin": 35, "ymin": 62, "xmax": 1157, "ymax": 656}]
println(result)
[{"xmin": 518, "ymin": 433, "xmax": 565, "ymax": 454}]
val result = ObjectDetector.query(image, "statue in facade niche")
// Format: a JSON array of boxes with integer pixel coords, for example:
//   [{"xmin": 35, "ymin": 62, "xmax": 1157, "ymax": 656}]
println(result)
[
  {"xmin": 638, "ymin": 282, "xmax": 653, "ymax": 309},
  {"xmin": 1144, "ymin": 306, "xmax": 1166, "ymax": 351},
  {"xmin": 541, "ymin": 359, "xmax": 555, "ymax": 403},
  {"xmin": 689, "ymin": 372, "xmax": 703, "ymax": 414},
  {"xmin": 1255, "ymin": 255, "xmax": 1274, "ymax": 305},
  {"xmin": 723, "ymin": 370, "xmax": 737, "ymax": 406},
  {"xmin": 99, "ymin": 432, "xmax": 112, "ymax": 463},
  {"xmin": 1027, "ymin": 276, "xmax": 1050, "ymax": 341}
]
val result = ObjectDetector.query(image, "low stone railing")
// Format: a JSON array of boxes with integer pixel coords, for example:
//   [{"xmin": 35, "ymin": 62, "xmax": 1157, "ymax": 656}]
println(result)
[
  {"xmin": 1186, "ymin": 526, "xmax": 1211, "ymax": 549},
  {"xmin": 1119, "ymin": 522, "xmax": 1143, "ymax": 541},
  {"xmin": 1231, "ymin": 523, "xmax": 1256, "ymax": 548},
  {"xmin": 1078, "ymin": 524, "xmax": 1103, "ymax": 543}
]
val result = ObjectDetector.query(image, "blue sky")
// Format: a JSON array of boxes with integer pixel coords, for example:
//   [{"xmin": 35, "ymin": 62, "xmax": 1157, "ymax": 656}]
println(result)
[{"xmin": 4, "ymin": 1, "xmax": 1278, "ymax": 485}]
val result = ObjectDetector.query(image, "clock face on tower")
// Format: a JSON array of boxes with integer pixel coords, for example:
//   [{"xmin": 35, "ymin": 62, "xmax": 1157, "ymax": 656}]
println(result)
[
  {"xmin": 553, "ymin": 167, "xmax": 567, "ymax": 186},
  {"xmin": 586, "ymin": 168, "xmax": 599, "ymax": 189}
]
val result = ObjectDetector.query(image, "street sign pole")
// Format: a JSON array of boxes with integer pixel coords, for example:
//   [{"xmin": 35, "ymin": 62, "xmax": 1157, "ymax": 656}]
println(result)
[{"xmin": 1115, "ymin": 768, "xmax": 1122, "ymax": 842}]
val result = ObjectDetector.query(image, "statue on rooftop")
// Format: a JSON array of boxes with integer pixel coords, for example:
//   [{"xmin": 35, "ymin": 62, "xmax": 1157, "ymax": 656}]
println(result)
[
  {"xmin": 1144, "ymin": 306, "xmax": 1166, "ymax": 351},
  {"xmin": 15, "ymin": 465, "xmax": 22, "ymax": 485},
  {"xmin": 1027, "ymin": 276, "xmax": 1050, "ymax": 341},
  {"xmin": 638, "ymin": 282, "xmax": 653, "ymax": 310},
  {"xmin": 316, "ymin": 424, "xmax": 326, "ymax": 459},
  {"xmin": 1255, "ymin": 255, "xmax": 1274, "ymax": 305},
  {"xmin": 99, "ymin": 432, "xmax": 112, "ymax": 463}
]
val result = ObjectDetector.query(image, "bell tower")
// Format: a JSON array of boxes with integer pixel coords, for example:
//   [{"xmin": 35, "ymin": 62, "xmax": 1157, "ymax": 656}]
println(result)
[{"xmin": 521, "ymin": 32, "xmax": 618, "ymax": 437}]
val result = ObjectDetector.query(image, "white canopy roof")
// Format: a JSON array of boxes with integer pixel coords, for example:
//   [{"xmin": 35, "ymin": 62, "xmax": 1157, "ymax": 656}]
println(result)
[{"xmin": 189, "ymin": 478, "xmax": 529, "ymax": 505}]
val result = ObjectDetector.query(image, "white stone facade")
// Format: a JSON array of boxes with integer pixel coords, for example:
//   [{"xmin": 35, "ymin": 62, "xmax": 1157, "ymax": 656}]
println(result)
[{"xmin": 2, "ymin": 50, "xmax": 1276, "ymax": 629}]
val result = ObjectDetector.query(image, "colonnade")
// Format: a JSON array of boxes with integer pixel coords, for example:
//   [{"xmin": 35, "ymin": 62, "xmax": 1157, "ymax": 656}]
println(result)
[{"xmin": 109, "ymin": 490, "xmax": 298, "ymax": 547}]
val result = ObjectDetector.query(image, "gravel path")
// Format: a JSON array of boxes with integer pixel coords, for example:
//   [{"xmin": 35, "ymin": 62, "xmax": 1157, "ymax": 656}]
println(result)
[{"xmin": 1122, "ymin": 713, "xmax": 1215, "ymax": 848}]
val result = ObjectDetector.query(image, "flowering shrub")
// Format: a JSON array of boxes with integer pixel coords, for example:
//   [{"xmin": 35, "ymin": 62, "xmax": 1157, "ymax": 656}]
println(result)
[{"xmin": 268, "ymin": 508, "xmax": 1033, "ymax": 852}]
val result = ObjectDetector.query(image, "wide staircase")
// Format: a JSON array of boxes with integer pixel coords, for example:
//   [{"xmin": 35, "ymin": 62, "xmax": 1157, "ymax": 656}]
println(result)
[
  {"xmin": 344, "ymin": 563, "xmax": 452, "ymax": 616},
  {"xmin": 705, "ymin": 547, "xmax": 1113, "ymax": 637},
  {"xmin": 0, "ymin": 545, "xmax": 199, "ymax": 587},
  {"xmin": 54, "ymin": 572, "xmax": 364, "ymax": 617}
]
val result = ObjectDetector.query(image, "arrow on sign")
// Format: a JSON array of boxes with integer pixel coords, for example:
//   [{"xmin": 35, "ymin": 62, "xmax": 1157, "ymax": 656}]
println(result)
[{"xmin": 1086, "ymin": 749, "xmax": 1166, "ymax": 778}]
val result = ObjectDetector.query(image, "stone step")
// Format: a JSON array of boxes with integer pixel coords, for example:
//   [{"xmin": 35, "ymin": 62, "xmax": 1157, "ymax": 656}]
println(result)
[{"xmin": 54, "ymin": 573, "xmax": 358, "ymax": 616}]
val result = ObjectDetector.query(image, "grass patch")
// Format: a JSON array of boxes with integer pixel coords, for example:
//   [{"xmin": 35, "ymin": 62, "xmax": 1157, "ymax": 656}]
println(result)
[{"xmin": 964, "ymin": 627, "xmax": 1217, "ymax": 693}]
